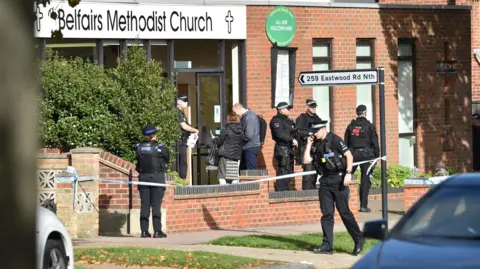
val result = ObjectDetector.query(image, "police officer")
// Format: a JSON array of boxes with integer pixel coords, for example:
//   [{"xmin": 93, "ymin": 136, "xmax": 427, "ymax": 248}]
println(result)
[
  {"xmin": 176, "ymin": 94, "xmax": 199, "ymax": 179},
  {"xmin": 303, "ymin": 119, "xmax": 364, "ymax": 255},
  {"xmin": 296, "ymin": 99, "xmax": 321, "ymax": 190},
  {"xmin": 344, "ymin": 105, "xmax": 380, "ymax": 213},
  {"xmin": 135, "ymin": 124, "xmax": 170, "ymax": 238},
  {"xmin": 270, "ymin": 102, "xmax": 298, "ymax": 192}
]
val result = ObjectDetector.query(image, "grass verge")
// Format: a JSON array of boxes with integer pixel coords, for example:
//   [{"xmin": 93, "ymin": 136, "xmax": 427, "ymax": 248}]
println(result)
[
  {"xmin": 75, "ymin": 247, "xmax": 277, "ymax": 269},
  {"xmin": 209, "ymin": 232, "xmax": 379, "ymax": 254}
]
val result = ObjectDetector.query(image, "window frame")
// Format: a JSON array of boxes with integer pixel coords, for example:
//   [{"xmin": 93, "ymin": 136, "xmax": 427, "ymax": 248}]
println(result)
[
  {"xmin": 356, "ymin": 38, "xmax": 376, "ymax": 127},
  {"xmin": 397, "ymin": 38, "xmax": 417, "ymax": 166},
  {"xmin": 312, "ymin": 38, "xmax": 334, "ymax": 131}
]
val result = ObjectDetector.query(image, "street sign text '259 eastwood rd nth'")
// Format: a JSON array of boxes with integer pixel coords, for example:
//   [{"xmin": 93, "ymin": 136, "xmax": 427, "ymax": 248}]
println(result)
[{"xmin": 298, "ymin": 69, "xmax": 379, "ymax": 86}]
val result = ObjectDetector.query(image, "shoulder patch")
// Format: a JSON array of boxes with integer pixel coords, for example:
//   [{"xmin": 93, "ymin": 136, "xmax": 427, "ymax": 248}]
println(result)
[{"xmin": 274, "ymin": 122, "xmax": 280, "ymax": 128}]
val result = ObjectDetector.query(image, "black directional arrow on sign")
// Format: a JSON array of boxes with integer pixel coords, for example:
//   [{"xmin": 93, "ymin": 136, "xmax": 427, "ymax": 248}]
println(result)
[{"xmin": 299, "ymin": 74, "xmax": 305, "ymax": 84}]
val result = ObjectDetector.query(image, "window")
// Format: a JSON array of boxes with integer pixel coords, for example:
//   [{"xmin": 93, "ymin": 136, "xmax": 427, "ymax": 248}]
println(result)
[
  {"xmin": 395, "ymin": 186, "xmax": 480, "ymax": 239},
  {"xmin": 312, "ymin": 39, "xmax": 333, "ymax": 131},
  {"xmin": 397, "ymin": 39, "xmax": 416, "ymax": 168},
  {"xmin": 356, "ymin": 39, "xmax": 375, "ymax": 124}
]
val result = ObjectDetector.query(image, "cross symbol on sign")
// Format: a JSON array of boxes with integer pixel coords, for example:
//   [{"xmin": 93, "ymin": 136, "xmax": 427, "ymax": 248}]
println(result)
[
  {"xmin": 225, "ymin": 10, "xmax": 234, "ymax": 34},
  {"xmin": 35, "ymin": 5, "xmax": 43, "ymax": 32}
]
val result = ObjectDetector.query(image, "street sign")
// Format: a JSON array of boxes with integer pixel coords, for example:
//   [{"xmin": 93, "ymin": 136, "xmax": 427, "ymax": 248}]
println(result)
[{"xmin": 298, "ymin": 69, "xmax": 379, "ymax": 86}]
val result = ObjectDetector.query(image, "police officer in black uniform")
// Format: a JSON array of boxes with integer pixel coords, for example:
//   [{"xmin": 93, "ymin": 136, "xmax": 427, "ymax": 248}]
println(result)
[
  {"xmin": 135, "ymin": 124, "xmax": 170, "ymax": 238},
  {"xmin": 176, "ymin": 94, "xmax": 199, "ymax": 179},
  {"xmin": 344, "ymin": 104, "xmax": 380, "ymax": 213},
  {"xmin": 296, "ymin": 99, "xmax": 321, "ymax": 190},
  {"xmin": 303, "ymin": 119, "xmax": 364, "ymax": 255},
  {"xmin": 270, "ymin": 102, "xmax": 298, "ymax": 192}
]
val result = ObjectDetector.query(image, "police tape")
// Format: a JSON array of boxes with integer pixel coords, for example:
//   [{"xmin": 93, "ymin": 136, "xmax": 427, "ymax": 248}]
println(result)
[{"xmin": 98, "ymin": 156, "xmax": 387, "ymax": 188}]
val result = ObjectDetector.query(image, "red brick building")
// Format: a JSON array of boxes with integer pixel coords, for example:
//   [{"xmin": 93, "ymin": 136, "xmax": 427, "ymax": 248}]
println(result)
[
  {"xmin": 36, "ymin": 0, "xmax": 475, "ymax": 185},
  {"xmin": 472, "ymin": 1, "xmax": 480, "ymax": 106},
  {"xmin": 250, "ymin": 1, "xmax": 473, "ymax": 176}
]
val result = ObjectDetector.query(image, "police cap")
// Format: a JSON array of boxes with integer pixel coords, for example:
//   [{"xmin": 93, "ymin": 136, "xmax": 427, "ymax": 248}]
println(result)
[
  {"xmin": 177, "ymin": 93, "xmax": 188, "ymax": 102},
  {"xmin": 142, "ymin": 124, "xmax": 157, "ymax": 135},
  {"xmin": 356, "ymin": 104, "xmax": 367, "ymax": 113},
  {"xmin": 310, "ymin": 118, "xmax": 328, "ymax": 133},
  {"xmin": 306, "ymin": 99, "xmax": 318, "ymax": 108},
  {"xmin": 276, "ymin": 102, "xmax": 293, "ymax": 110}
]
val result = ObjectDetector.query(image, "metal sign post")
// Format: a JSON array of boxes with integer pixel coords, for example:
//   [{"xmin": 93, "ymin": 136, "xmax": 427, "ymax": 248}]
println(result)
[{"xmin": 298, "ymin": 67, "xmax": 389, "ymax": 229}]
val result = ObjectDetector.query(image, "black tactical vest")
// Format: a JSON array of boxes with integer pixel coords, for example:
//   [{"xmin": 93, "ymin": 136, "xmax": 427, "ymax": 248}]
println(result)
[
  {"xmin": 348, "ymin": 119, "xmax": 370, "ymax": 148},
  {"xmin": 136, "ymin": 141, "xmax": 167, "ymax": 173},
  {"xmin": 313, "ymin": 133, "xmax": 346, "ymax": 174}
]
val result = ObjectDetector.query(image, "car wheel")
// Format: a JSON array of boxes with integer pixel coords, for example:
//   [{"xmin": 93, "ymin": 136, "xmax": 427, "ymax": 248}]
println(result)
[{"xmin": 43, "ymin": 239, "xmax": 67, "ymax": 269}]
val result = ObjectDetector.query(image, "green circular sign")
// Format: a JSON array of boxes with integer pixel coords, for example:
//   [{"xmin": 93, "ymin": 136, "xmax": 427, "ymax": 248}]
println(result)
[{"xmin": 265, "ymin": 6, "xmax": 297, "ymax": 47}]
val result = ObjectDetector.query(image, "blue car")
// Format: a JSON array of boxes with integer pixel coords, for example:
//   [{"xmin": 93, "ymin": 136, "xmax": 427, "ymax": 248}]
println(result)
[{"xmin": 352, "ymin": 173, "xmax": 480, "ymax": 269}]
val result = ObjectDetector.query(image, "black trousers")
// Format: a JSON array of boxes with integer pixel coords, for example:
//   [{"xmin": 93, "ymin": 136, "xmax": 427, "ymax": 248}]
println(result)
[
  {"xmin": 138, "ymin": 173, "xmax": 166, "ymax": 233},
  {"xmin": 274, "ymin": 154, "xmax": 294, "ymax": 192},
  {"xmin": 302, "ymin": 163, "xmax": 317, "ymax": 190},
  {"xmin": 319, "ymin": 177, "xmax": 362, "ymax": 249},
  {"xmin": 352, "ymin": 148, "xmax": 375, "ymax": 208},
  {"xmin": 178, "ymin": 139, "xmax": 187, "ymax": 179}
]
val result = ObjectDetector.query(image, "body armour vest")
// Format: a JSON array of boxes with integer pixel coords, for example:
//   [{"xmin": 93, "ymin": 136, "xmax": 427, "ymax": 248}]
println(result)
[
  {"xmin": 348, "ymin": 119, "xmax": 370, "ymax": 148},
  {"xmin": 136, "ymin": 141, "xmax": 167, "ymax": 173},
  {"xmin": 313, "ymin": 133, "xmax": 347, "ymax": 174}
]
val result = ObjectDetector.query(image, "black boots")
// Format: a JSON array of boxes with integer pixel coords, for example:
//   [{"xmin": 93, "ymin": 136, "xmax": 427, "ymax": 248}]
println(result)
[
  {"xmin": 352, "ymin": 237, "xmax": 365, "ymax": 256},
  {"xmin": 359, "ymin": 207, "xmax": 372, "ymax": 213},
  {"xmin": 153, "ymin": 231, "xmax": 167, "ymax": 238},
  {"xmin": 312, "ymin": 245, "xmax": 333, "ymax": 255},
  {"xmin": 141, "ymin": 231, "xmax": 167, "ymax": 238}
]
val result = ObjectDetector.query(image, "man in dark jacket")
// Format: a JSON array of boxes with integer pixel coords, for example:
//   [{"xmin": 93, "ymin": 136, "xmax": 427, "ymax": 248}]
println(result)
[
  {"xmin": 270, "ymin": 102, "xmax": 298, "ymax": 192},
  {"xmin": 296, "ymin": 99, "xmax": 321, "ymax": 190},
  {"xmin": 233, "ymin": 103, "xmax": 261, "ymax": 170},
  {"xmin": 215, "ymin": 112, "xmax": 244, "ymax": 184},
  {"xmin": 344, "ymin": 105, "xmax": 380, "ymax": 213}
]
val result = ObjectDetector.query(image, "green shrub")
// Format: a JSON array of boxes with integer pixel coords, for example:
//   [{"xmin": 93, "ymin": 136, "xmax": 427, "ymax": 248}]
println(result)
[
  {"xmin": 109, "ymin": 46, "xmax": 179, "ymax": 161},
  {"xmin": 357, "ymin": 164, "xmax": 414, "ymax": 188},
  {"xmin": 40, "ymin": 46, "xmax": 179, "ymax": 163},
  {"xmin": 40, "ymin": 50, "xmax": 120, "ymax": 151}
]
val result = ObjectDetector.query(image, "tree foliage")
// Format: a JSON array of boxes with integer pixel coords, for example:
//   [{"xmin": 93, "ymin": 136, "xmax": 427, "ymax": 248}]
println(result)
[{"xmin": 40, "ymin": 46, "xmax": 179, "ymax": 162}]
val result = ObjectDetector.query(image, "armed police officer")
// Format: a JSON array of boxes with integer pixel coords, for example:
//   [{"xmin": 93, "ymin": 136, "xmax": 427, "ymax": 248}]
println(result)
[
  {"xmin": 270, "ymin": 102, "xmax": 298, "ymax": 192},
  {"xmin": 296, "ymin": 99, "xmax": 321, "ymax": 190},
  {"xmin": 135, "ymin": 124, "xmax": 170, "ymax": 239},
  {"xmin": 176, "ymin": 94, "xmax": 199, "ymax": 180},
  {"xmin": 303, "ymin": 119, "xmax": 364, "ymax": 256},
  {"xmin": 344, "ymin": 104, "xmax": 380, "ymax": 213}
]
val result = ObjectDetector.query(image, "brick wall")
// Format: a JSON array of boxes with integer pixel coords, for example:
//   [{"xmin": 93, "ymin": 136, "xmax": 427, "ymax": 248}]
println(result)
[
  {"xmin": 369, "ymin": 192, "xmax": 404, "ymax": 201},
  {"xmin": 37, "ymin": 148, "xmax": 100, "ymax": 238},
  {"xmin": 246, "ymin": 6, "xmax": 472, "ymax": 174},
  {"xmin": 165, "ymin": 181, "xmax": 359, "ymax": 233},
  {"xmin": 473, "ymin": 1, "xmax": 480, "ymax": 101},
  {"xmin": 96, "ymin": 151, "xmax": 360, "ymax": 234},
  {"xmin": 404, "ymin": 185, "xmax": 430, "ymax": 211}
]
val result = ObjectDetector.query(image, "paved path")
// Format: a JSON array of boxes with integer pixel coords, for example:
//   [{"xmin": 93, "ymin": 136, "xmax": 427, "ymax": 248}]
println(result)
[{"xmin": 74, "ymin": 199, "xmax": 403, "ymax": 269}]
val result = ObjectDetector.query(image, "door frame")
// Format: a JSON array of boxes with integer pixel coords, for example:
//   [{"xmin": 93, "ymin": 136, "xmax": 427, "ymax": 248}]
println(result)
[{"xmin": 194, "ymin": 72, "xmax": 226, "ymax": 185}]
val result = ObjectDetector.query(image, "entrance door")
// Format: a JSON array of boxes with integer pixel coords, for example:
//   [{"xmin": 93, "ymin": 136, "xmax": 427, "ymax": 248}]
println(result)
[{"xmin": 194, "ymin": 73, "xmax": 224, "ymax": 185}]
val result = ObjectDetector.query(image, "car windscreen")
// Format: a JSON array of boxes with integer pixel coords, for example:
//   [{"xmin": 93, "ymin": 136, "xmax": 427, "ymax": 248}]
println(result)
[{"xmin": 395, "ymin": 186, "xmax": 480, "ymax": 240}]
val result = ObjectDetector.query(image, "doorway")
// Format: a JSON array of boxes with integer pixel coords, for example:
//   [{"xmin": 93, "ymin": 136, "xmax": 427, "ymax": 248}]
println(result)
[{"xmin": 192, "ymin": 72, "xmax": 225, "ymax": 185}]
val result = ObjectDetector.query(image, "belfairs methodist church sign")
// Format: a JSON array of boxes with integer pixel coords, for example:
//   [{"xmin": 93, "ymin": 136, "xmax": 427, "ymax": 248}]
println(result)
[{"xmin": 34, "ymin": 1, "xmax": 246, "ymax": 39}]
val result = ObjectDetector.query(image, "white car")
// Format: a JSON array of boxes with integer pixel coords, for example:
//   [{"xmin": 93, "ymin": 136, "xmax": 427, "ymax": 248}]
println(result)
[{"xmin": 36, "ymin": 206, "xmax": 74, "ymax": 269}]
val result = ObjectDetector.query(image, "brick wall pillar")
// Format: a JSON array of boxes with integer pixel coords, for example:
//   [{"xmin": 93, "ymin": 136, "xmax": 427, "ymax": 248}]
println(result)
[
  {"xmin": 403, "ymin": 184, "xmax": 430, "ymax": 212},
  {"xmin": 56, "ymin": 147, "xmax": 101, "ymax": 238}
]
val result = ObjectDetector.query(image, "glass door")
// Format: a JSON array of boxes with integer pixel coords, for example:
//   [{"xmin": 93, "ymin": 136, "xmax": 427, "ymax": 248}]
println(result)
[{"xmin": 194, "ymin": 73, "xmax": 224, "ymax": 185}]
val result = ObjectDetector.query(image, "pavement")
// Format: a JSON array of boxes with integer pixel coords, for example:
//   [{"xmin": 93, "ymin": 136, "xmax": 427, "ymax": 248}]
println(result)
[{"xmin": 74, "ymin": 200, "xmax": 404, "ymax": 269}]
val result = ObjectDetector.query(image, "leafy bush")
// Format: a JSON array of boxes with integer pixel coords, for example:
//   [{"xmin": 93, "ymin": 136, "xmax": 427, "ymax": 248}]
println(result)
[
  {"xmin": 40, "ymin": 50, "xmax": 120, "ymax": 151},
  {"xmin": 40, "ymin": 46, "xmax": 178, "ymax": 163},
  {"xmin": 109, "ymin": 46, "xmax": 179, "ymax": 161},
  {"xmin": 356, "ymin": 164, "xmax": 413, "ymax": 188}
]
